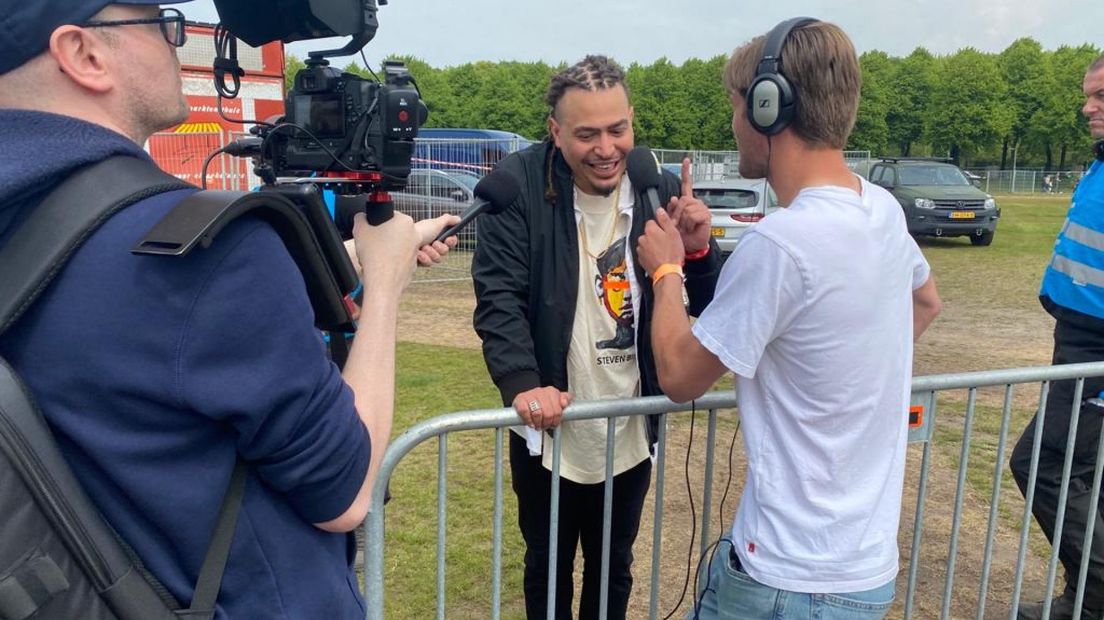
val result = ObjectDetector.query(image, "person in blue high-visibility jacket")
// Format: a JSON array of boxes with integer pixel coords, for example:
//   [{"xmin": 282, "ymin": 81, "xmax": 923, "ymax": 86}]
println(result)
[{"xmin": 1011, "ymin": 54, "xmax": 1104, "ymax": 620}]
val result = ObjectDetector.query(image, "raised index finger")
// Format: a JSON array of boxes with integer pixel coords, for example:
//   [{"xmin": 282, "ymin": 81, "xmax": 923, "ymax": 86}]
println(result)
[{"xmin": 681, "ymin": 157, "xmax": 694, "ymax": 198}]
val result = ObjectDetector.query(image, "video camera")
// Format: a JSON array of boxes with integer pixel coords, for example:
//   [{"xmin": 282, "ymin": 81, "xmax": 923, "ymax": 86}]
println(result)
[
  {"xmin": 212, "ymin": 0, "xmax": 427, "ymax": 193},
  {"xmin": 281, "ymin": 59, "xmax": 422, "ymax": 184},
  {"xmin": 165, "ymin": 0, "xmax": 431, "ymax": 356}
]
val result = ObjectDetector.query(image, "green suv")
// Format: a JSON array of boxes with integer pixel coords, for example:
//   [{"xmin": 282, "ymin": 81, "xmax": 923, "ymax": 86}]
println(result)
[{"xmin": 867, "ymin": 158, "xmax": 1000, "ymax": 246}]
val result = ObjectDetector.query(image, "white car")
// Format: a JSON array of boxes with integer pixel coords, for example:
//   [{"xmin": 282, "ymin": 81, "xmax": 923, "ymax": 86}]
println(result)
[{"xmin": 695, "ymin": 178, "xmax": 779, "ymax": 254}]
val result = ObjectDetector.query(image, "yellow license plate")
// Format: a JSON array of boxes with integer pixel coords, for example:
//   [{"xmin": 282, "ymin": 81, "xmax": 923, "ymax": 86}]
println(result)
[
  {"xmin": 711, "ymin": 227, "xmax": 725, "ymax": 237},
  {"xmin": 949, "ymin": 211, "xmax": 975, "ymax": 219}
]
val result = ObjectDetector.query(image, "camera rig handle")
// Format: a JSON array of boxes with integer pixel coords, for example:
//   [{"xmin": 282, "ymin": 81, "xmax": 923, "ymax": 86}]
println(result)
[
  {"xmin": 132, "ymin": 186, "xmax": 359, "ymax": 334},
  {"xmin": 363, "ymin": 192, "xmax": 393, "ymax": 226},
  {"xmin": 306, "ymin": 1, "xmax": 380, "ymax": 63}
]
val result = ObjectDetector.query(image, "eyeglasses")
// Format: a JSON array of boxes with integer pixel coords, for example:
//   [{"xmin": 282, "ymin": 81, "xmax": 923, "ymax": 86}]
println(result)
[{"xmin": 81, "ymin": 8, "xmax": 187, "ymax": 48}]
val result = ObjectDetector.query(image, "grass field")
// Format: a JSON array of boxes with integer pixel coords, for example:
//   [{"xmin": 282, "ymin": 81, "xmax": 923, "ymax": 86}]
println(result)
[{"xmin": 378, "ymin": 193, "xmax": 1077, "ymax": 619}]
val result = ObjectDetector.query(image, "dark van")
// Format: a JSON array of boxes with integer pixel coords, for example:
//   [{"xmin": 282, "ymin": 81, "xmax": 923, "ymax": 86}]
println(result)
[{"xmin": 867, "ymin": 158, "xmax": 1001, "ymax": 246}]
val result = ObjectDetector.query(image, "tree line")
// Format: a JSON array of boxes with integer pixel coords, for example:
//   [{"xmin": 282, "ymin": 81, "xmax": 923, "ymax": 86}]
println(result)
[{"xmin": 286, "ymin": 38, "xmax": 1101, "ymax": 170}]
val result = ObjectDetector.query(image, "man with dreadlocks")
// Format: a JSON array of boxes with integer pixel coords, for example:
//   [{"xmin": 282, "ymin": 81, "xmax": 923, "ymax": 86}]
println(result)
[{"xmin": 472, "ymin": 55, "xmax": 723, "ymax": 619}]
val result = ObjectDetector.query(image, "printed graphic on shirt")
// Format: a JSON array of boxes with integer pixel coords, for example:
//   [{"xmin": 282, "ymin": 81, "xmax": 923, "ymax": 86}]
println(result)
[{"xmin": 594, "ymin": 235, "xmax": 635, "ymax": 350}]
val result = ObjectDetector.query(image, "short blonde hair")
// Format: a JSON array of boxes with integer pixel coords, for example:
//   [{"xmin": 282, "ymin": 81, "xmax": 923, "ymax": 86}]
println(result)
[
  {"xmin": 723, "ymin": 21, "xmax": 861, "ymax": 149},
  {"xmin": 1090, "ymin": 54, "xmax": 1104, "ymax": 74}
]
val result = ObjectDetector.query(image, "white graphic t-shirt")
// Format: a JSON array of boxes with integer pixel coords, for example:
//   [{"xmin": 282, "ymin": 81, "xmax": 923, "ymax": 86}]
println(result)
[{"xmin": 542, "ymin": 176, "xmax": 649, "ymax": 483}]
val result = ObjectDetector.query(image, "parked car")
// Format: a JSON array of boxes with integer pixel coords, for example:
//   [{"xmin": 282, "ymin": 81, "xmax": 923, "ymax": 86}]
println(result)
[
  {"xmin": 391, "ymin": 168, "xmax": 475, "ymax": 221},
  {"xmin": 867, "ymin": 158, "xmax": 1000, "ymax": 246},
  {"xmin": 386, "ymin": 168, "xmax": 482, "ymax": 248},
  {"xmin": 694, "ymin": 178, "xmax": 779, "ymax": 254},
  {"xmin": 434, "ymin": 168, "xmax": 482, "ymax": 190},
  {"xmin": 406, "ymin": 168, "xmax": 475, "ymax": 201},
  {"xmin": 660, "ymin": 162, "xmax": 682, "ymax": 177}
]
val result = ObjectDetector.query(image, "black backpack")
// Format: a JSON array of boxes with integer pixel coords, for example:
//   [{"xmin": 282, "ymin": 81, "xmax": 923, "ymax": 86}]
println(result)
[{"xmin": 0, "ymin": 157, "xmax": 247, "ymax": 620}]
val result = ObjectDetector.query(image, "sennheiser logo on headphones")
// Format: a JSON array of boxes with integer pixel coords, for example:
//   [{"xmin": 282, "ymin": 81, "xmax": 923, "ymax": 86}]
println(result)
[{"xmin": 758, "ymin": 99, "xmax": 772, "ymax": 109}]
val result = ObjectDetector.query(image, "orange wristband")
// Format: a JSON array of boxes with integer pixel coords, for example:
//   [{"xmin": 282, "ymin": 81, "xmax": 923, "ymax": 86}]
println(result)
[
  {"xmin": 651, "ymin": 263, "xmax": 684, "ymax": 286},
  {"xmin": 684, "ymin": 246, "xmax": 711, "ymax": 261}
]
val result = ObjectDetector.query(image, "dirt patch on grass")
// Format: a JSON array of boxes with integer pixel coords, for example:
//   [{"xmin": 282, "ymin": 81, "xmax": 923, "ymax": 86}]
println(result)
[{"xmin": 400, "ymin": 279, "xmax": 481, "ymax": 351}]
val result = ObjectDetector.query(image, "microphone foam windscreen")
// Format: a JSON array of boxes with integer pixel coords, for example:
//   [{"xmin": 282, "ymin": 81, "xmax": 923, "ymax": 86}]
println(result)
[
  {"xmin": 626, "ymin": 146, "xmax": 662, "ymax": 190},
  {"xmin": 473, "ymin": 170, "xmax": 522, "ymax": 215}
]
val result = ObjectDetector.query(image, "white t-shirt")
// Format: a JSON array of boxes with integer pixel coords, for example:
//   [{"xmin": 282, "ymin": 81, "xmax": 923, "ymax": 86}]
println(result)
[
  {"xmin": 545, "ymin": 175, "xmax": 650, "ymax": 483},
  {"xmin": 692, "ymin": 177, "xmax": 930, "ymax": 593}
]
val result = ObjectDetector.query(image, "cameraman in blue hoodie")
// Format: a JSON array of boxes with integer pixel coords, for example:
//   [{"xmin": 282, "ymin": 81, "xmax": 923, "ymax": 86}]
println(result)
[{"xmin": 0, "ymin": 2, "xmax": 456, "ymax": 617}]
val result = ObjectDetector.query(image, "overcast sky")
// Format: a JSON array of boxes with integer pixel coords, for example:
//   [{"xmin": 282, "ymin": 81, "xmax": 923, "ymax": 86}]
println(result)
[{"xmin": 186, "ymin": 0, "xmax": 1100, "ymax": 68}]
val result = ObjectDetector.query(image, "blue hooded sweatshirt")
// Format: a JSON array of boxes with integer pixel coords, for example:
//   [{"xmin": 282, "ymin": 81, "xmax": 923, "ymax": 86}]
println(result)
[{"xmin": 0, "ymin": 110, "xmax": 370, "ymax": 619}]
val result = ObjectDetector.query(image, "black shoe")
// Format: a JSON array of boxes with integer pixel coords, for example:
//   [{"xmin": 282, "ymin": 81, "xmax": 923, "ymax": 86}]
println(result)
[{"xmin": 1018, "ymin": 591, "xmax": 1104, "ymax": 620}]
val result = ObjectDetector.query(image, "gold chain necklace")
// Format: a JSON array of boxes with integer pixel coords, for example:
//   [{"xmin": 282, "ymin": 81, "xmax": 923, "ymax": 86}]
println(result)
[{"xmin": 577, "ymin": 180, "xmax": 622, "ymax": 261}]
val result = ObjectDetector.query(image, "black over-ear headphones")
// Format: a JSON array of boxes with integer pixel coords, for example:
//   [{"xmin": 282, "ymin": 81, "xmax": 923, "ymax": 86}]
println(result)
[
  {"xmin": 1094, "ymin": 139, "xmax": 1104, "ymax": 162},
  {"xmin": 746, "ymin": 17, "xmax": 818, "ymax": 135}
]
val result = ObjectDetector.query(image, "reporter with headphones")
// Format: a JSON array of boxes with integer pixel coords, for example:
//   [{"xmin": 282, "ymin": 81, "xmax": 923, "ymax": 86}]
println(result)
[
  {"xmin": 636, "ymin": 18, "xmax": 940, "ymax": 619},
  {"xmin": 1010, "ymin": 55, "xmax": 1104, "ymax": 620}
]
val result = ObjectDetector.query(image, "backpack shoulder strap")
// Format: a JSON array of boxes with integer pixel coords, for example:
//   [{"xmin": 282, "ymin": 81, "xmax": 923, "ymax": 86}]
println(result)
[
  {"xmin": 0, "ymin": 156, "xmax": 244, "ymax": 620},
  {"xmin": 0, "ymin": 155, "xmax": 189, "ymax": 334}
]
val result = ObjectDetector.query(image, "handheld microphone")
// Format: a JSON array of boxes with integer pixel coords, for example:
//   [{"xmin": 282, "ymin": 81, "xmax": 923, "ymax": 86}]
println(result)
[
  {"xmin": 1094, "ymin": 139, "xmax": 1104, "ymax": 162},
  {"xmin": 626, "ymin": 146, "xmax": 664, "ymax": 214},
  {"xmin": 433, "ymin": 169, "xmax": 521, "ymax": 243}
]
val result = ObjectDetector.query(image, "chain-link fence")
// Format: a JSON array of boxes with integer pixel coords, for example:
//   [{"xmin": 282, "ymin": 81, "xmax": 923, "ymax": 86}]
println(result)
[
  {"xmin": 651, "ymin": 149, "xmax": 872, "ymax": 182},
  {"xmin": 412, "ymin": 137, "xmax": 532, "ymax": 176},
  {"xmin": 964, "ymin": 169, "xmax": 1087, "ymax": 195},
  {"xmin": 652, "ymin": 149, "xmax": 736, "ymax": 181}
]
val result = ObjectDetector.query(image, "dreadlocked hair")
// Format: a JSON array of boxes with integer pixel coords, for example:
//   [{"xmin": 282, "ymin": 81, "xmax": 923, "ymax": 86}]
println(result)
[{"xmin": 544, "ymin": 55, "xmax": 628, "ymax": 120}]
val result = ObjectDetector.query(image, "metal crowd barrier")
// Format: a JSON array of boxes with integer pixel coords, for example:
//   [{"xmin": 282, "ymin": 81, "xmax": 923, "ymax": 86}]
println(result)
[{"xmin": 363, "ymin": 361, "xmax": 1104, "ymax": 620}]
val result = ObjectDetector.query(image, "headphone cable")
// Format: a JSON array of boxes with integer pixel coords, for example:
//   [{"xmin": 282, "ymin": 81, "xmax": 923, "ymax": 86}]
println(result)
[
  {"xmin": 662, "ymin": 401, "xmax": 698, "ymax": 620},
  {"xmin": 717, "ymin": 419, "xmax": 741, "ymax": 539}
]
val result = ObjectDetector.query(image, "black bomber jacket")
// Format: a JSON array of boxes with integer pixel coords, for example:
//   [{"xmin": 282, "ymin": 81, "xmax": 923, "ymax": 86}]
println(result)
[{"xmin": 471, "ymin": 140, "xmax": 723, "ymax": 443}]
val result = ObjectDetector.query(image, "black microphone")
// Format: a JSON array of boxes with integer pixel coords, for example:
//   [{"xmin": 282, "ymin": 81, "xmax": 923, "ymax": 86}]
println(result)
[
  {"xmin": 1094, "ymin": 139, "xmax": 1104, "ymax": 162},
  {"xmin": 433, "ymin": 169, "xmax": 521, "ymax": 243},
  {"xmin": 626, "ymin": 146, "xmax": 663, "ymax": 214}
]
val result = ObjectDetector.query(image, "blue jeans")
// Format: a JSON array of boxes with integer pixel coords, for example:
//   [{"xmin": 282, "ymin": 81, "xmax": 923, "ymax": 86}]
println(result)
[{"xmin": 688, "ymin": 541, "xmax": 896, "ymax": 620}]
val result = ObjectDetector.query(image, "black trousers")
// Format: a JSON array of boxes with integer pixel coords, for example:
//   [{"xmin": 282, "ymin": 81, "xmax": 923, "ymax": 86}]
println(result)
[
  {"xmin": 1011, "ymin": 319, "xmax": 1104, "ymax": 608},
  {"xmin": 509, "ymin": 432, "xmax": 651, "ymax": 620}
]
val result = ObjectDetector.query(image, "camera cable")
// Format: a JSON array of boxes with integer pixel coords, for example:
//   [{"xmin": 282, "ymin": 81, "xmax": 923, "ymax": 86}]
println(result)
[
  {"xmin": 213, "ymin": 24, "xmax": 244, "ymax": 99},
  {"xmin": 210, "ymin": 24, "xmax": 273, "ymax": 130},
  {"xmin": 200, "ymin": 147, "xmax": 228, "ymax": 190},
  {"xmin": 358, "ymin": 50, "xmax": 381, "ymax": 82}
]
